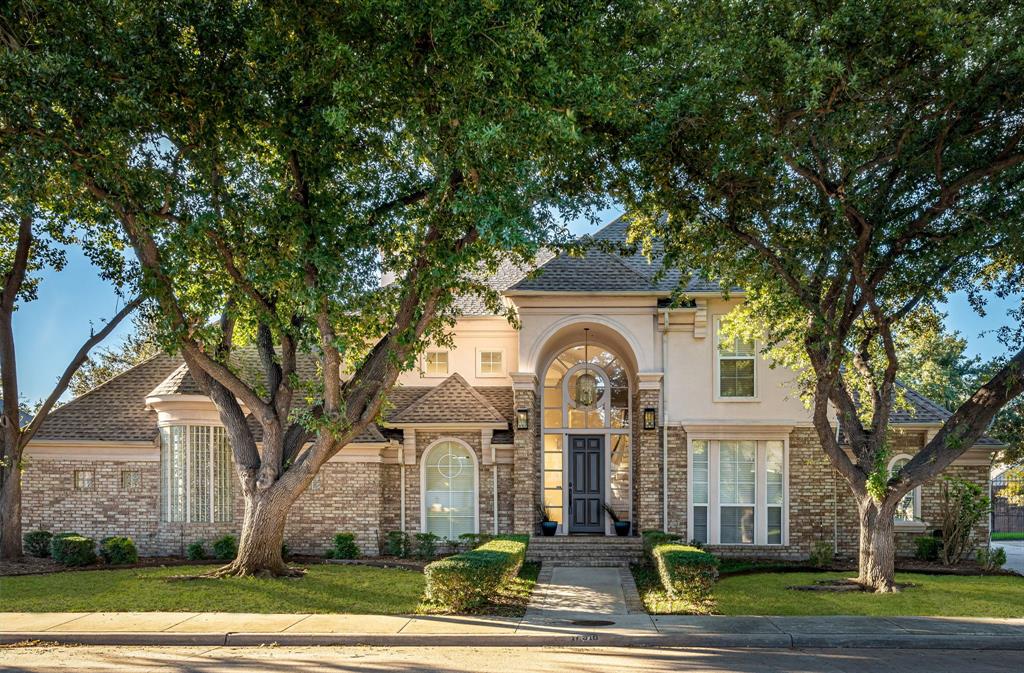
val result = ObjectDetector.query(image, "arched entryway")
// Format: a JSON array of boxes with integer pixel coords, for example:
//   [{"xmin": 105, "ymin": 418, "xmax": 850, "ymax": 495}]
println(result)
[{"xmin": 539, "ymin": 332, "xmax": 635, "ymax": 535}]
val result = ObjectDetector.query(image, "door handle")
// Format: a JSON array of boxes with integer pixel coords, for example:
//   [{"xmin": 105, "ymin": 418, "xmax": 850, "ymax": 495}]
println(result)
[{"xmin": 568, "ymin": 483, "xmax": 573, "ymax": 513}]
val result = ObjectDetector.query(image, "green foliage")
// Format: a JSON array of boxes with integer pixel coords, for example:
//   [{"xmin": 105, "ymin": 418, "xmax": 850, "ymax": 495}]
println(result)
[
  {"xmin": 976, "ymin": 547, "xmax": 1007, "ymax": 572},
  {"xmin": 939, "ymin": 478, "xmax": 990, "ymax": 565},
  {"xmin": 327, "ymin": 533, "xmax": 360, "ymax": 560},
  {"xmin": 651, "ymin": 543, "xmax": 720, "ymax": 604},
  {"xmin": 281, "ymin": 542, "xmax": 291, "ymax": 560},
  {"xmin": 809, "ymin": 540, "xmax": 835, "ymax": 568},
  {"xmin": 98, "ymin": 536, "xmax": 138, "ymax": 565},
  {"xmin": 23, "ymin": 530, "xmax": 52, "ymax": 558},
  {"xmin": 424, "ymin": 535, "xmax": 529, "ymax": 611},
  {"xmin": 211, "ymin": 535, "xmax": 238, "ymax": 561},
  {"xmin": 641, "ymin": 529, "xmax": 682, "ymax": 560},
  {"xmin": 50, "ymin": 534, "xmax": 97, "ymax": 567},
  {"xmin": 385, "ymin": 531, "xmax": 410, "ymax": 558},
  {"xmin": 414, "ymin": 533, "xmax": 440, "ymax": 561},
  {"xmin": 457, "ymin": 533, "xmax": 492, "ymax": 552},
  {"xmin": 914, "ymin": 536, "xmax": 942, "ymax": 562},
  {"xmin": 186, "ymin": 541, "xmax": 207, "ymax": 561},
  {"xmin": 70, "ymin": 313, "xmax": 162, "ymax": 397}
]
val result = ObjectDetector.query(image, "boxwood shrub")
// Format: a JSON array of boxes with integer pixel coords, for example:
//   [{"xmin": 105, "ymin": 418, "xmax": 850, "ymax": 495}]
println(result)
[
  {"xmin": 212, "ymin": 534, "xmax": 238, "ymax": 560},
  {"xmin": 186, "ymin": 540, "xmax": 207, "ymax": 560},
  {"xmin": 652, "ymin": 543, "xmax": 719, "ymax": 603},
  {"xmin": 327, "ymin": 532, "xmax": 360, "ymax": 559},
  {"xmin": 23, "ymin": 530, "xmax": 53, "ymax": 558},
  {"xmin": 424, "ymin": 535, "xmax": 528, "ymax": 611},
  {"xmin": 50, "ymin": 533, "xmax": 97, "ymax": 566},
  {"xmin": 99, "ymin": 536, "xmax": 139, "ymax": 565}
]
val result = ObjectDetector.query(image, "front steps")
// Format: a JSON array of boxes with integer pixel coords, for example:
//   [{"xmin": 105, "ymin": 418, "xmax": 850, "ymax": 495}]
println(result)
[{"xmin": 526, "ymin": 535, "xmax": 644, "ymax": 567}]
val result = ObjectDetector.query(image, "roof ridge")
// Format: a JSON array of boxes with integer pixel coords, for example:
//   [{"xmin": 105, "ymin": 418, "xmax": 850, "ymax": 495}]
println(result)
[{"xmin": 390, "ymin": 373, "xmax": 505, "ymax": 424}]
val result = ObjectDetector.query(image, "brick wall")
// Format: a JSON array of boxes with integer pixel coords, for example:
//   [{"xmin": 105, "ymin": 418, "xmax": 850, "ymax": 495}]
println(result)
[
  {"xmin": 635, "ymin": 388, "xmax": 663, "ymax": 530},
  {"xmin": 512, "ymin": 387, "xmax": 539, "ymax": 533},
  {"xmin": 665, "ymin": 426, "xmax": 687, "ymax": 535}
]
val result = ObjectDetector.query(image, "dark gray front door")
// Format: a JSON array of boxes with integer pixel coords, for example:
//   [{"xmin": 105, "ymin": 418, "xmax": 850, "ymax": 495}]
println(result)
[{"xmin": 569, "ymin": 435, "xmax": 604, "ymax": 533}]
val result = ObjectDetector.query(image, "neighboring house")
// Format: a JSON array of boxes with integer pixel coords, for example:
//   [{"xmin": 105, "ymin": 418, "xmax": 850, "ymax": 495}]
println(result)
[{"xmin": 23, "ymin": 217, "xmax": 998, "ymax": 558}]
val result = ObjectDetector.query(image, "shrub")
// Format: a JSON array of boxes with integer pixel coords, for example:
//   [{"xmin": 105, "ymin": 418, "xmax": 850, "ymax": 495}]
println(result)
[
  {"xmin": 457, "ymin": 533, "xmax": 492, "ymax": 551},
  {"xmin": 914, "ymin": 535, "xmax": 942, "ymax": 562},
  {"xmin": 186, "ymin": 541, "xmax": 207, "ymax": 561},
  {"xmin": 23, "ymin": 530, "xmax": 53, "ymax": 558},
  {"xmin": 810, "ymin": 540, "xmax": 835, "ymax": 568},
  {"xmin": 212, "ymin": 535, "xmax": 238, "ymax": 560},
  {"xmin": 281, "ymin": 541, "xmax": 291, "ymax": 560},
  {"xmin": 424, "ymin": 535, "xmax": 529, "ymax": 610},
  {"xmin": 652, "ymin": 543, "xmax": 720, "ymax": 604},
  {"xmin": 414, "ymin": 532, "xmax": 440, "ymax": 560},
  {"xmin": 50, "ymin": 534, "xmax": 97, "ymax": 566},
  {"xmin": 99, "ymin": 536, "xmax": 139, "ymax": 565},
  {"xmin": 385, "ymin": 531, "xmax": 410, "ymax": 558},
  {"xmin": 328, "ymin": 532, "xmax": 360, "ymax": 559},
  {"xmin": 641, "ymin": 530, "xmax": 681, "ymax": 561},
  {"xmin": 939, "ymin": 477, "xmax": 990, "ymax": 564},
  {"xmin": 977, "ymin": 547, "xmax": 1007, "ymax": 572}
]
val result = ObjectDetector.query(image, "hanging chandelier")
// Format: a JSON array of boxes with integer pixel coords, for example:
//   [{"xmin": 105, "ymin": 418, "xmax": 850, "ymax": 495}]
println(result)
[{"xmin": 575, "ymin": 328, "xmax": 598, "ymax": 408}]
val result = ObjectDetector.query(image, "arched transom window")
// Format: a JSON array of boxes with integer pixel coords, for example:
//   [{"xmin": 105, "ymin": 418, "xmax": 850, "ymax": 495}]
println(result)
[{"xmin": 422, "ymin": 440, "xmax": 478, "ymax": 539}]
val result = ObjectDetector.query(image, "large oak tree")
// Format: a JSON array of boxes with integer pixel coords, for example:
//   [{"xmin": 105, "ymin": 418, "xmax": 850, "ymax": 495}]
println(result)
[
  {"xmin": 613, "ymin": 0, "xmax": 1024, "ymax": 590},
  {"xmin": 8, "ymin": 0, "xmax": 620, "ymax": 575}
]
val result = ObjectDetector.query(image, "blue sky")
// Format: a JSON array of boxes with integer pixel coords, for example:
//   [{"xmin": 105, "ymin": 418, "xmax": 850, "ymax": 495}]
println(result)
[{"xmin": 14, "ymin": 207, "xmax": 1020, "ymax": 402}]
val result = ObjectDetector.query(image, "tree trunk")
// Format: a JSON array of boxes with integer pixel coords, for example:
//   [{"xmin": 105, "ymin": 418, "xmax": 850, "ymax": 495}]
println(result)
[
  {"xmin": 209, "ymin": 489, "xmax": 297, "ymax": 578},
  {"xmin": 856, "ymin": 498, "xmax": 897, "ymax": 592},
  {"xmin": 0, "ymin": 461, "xmax": 23, "ymax": 560}
]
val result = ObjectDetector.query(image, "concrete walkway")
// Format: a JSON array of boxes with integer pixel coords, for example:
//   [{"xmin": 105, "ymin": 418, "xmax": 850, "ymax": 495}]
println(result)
[{"xmin": 2, "ymin": 564, "xmax": 1024, "ymax": 648}]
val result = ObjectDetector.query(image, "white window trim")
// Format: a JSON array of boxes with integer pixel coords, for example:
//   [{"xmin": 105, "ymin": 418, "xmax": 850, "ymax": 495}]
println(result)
[
  {"xmin": 713, "ymin": 316, "xmax": 759, "ymax": 402},
  {"xmin": 160, "ymin": 424, "xmax": 233, "ymax": 524},
  {"xmin": 475, "ymin": 348, "xmax": 506, "ymax": 378},
  {"xmin": 420, "ymin": 437, "xmax": 480, "ymax": 538},
  {"xmin": 421, "ymin": 350, "xmax": 450, "ymax": 378},
  {"xmin": 889, "ymin": 453, "xmax": 924, "ymax": 530},
  {"xmin": 687, "ymin": 436, "xmax": 789, "ymax": 546}
]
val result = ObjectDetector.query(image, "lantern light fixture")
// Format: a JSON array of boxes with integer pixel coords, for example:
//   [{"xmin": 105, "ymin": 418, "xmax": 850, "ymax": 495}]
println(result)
[
  {"xmin": 515, "ymin": 408, "xmax": 529, "ymax": 430},
  {"xmin": 574, "ymin": 328, "xmax": 598, "ymax": 408},
  {"xmin": 643, "ymin": 407, "xmax": 657, "ymax": 430}
]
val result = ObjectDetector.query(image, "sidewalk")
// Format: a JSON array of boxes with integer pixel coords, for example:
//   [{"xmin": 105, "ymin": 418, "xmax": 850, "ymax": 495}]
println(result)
[{"xmin": 2, "ymin": 565, "xmax": 1023, "ymax": 649}]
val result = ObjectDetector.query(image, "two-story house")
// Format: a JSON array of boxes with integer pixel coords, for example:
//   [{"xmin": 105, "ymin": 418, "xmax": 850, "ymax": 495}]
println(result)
[{"xmin": 24, "ymin": 217, "xmax": 995, "ymax": 559}]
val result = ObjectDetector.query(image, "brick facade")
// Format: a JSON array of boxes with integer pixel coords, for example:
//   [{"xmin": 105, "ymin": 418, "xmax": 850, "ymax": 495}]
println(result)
[{"xmin": 23, "ymin": 401, "xmax": 990, "ymax": 561}]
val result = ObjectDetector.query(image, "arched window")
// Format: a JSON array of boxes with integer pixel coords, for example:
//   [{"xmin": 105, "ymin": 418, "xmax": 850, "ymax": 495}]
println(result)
[
  {"xmin": 422, "ymin": 440, "xmax": 478, "ymax": 539},
  {"xmin": 889, "ymin": 455, "xmax": 920, "ymax": 523}
]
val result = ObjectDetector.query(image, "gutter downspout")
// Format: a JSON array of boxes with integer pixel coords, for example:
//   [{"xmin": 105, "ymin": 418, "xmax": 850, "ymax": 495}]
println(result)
[
  {"xmin": 399, "ymin": 443, "xmax": 406, "ymax": 533},
  {"xmin": 662, "ymin": 308, "xmax": 670, "ymax": 532},
  {"xmin": 493, "ymin": 441, "xmax": 499, "ymax": 535}
]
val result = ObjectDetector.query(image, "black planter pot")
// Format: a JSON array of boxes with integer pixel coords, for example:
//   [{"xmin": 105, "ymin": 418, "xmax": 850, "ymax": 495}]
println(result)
[
  {"xmin": 614, "ymin": 521, "xmax": 631, "ymax": 537},
  {"xmin": 540, "ymin": 521, "xmax": 558, "ymax": 536}
]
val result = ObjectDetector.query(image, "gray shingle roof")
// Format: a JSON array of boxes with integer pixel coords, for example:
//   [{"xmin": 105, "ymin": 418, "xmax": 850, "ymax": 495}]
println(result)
[
  {"xmin": 387, "ymin": 373, "xmax": 507, "ymax": 425},
  {"xmin": 34, "ymin": 354, "xmax": 183, "ymax": 442},
  {"xmin": 453, "ymin": 250, "xmax": 555, "ymax": 315}
]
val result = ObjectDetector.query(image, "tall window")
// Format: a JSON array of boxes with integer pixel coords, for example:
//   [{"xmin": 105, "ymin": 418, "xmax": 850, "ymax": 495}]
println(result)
[
  {"xmin": 689, "ymin": 438, "xmax": 786, "ymax": 545},
  {"xmin": 889, "ymin": 455, "xmax": 920, "ymax": 523},
  {"xmin": 716, "ymin": 318, "xmax": 756, "ymax": 398},
  {"xmin": 423, "ymin": 440, "xmax": 477, "ymax": 539},
  {"xmin": 423, "ymin": 351, "xmax": 449, "ymax": 376},
  {"xmin": 477, "ymin": 350, "xmax": 504, "ymax": 377},
  {"xmin": 160, "ymin": 425, "xmax": 233, "ymax": 523}
]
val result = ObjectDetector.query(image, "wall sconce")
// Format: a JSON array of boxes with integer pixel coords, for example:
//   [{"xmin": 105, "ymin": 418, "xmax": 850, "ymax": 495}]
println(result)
[
  {"xmin": 643, "ymin": 407, "xmax": 657, "ymax": 430},
  {"xmin": 516, "ymin": 408, "xmax": 530, "ymax": 430}
]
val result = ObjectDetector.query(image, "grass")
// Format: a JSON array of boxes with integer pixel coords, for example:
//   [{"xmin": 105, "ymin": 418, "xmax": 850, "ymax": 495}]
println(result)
[
  {"xmin": 418, "ymin": 561, "xmax": 541, "ymax": 617},
  {"xmin": 0, "ymin": 564, "xmax": 425, "ymax": 614},
  {"xmin": 633, "ymin": 564, "xmax": 1024, "ymax": 617},
  {"xmin": 992, "ymin": 532, "xmax": 1024, "ymax": 541}
]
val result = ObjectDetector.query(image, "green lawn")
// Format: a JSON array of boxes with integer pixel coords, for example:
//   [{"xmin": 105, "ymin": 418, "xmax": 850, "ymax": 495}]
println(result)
[
  {"xmin": 634, "ymin": 566, "xmax": 1024, "ymax": 617},
  {"xmin": 992, "ymin": 532, "xmax": 1024, "ymax": 541},
  {"xmin": 0, "ymin": 564, "xmax": 425, "ymax": 614}
]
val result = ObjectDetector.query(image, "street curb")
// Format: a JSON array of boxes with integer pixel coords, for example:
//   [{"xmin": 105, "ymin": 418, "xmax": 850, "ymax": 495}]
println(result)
[{"xmin": 2, "ymin": 631, "xmax": 1023, "ymax": 649}]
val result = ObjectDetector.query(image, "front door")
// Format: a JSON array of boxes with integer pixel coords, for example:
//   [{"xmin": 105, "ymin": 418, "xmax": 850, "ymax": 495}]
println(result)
[{"xmin": 569, "ymin": 435, "xmax": 604, "ymax": 533}]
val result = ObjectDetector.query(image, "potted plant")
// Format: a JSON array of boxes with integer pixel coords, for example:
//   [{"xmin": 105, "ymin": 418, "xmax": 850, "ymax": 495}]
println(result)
[
  {"xmin": 537, "ymin": 505, "xmax": 558, "ymax": 536},
  {"xmin": 603, "ymin": 503, "xmax": 631, "ymax": 536}
]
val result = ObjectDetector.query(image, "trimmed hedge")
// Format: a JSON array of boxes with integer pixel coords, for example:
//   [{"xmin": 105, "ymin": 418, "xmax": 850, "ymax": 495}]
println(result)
[
  {"xmin": 23, "ymin": 530, "xmax": 53, "ymax": 558},
  {"xmin": 99, "ymin": 536, "xmax": 139, "ymax": 565},
  {"xmin": 424, "ymin": 535, "xmax": 529, "ymax": 610},
  {"xmin": 186, "ymin": 541, "xmax": 207, "ymax": 560},
  {"xmin": 652, "ymin": 543, "xmax": 719, "ymax": 603},
  {"xmin": 50, "ymin": 533, "xmax": 97, "ymax": 566}
]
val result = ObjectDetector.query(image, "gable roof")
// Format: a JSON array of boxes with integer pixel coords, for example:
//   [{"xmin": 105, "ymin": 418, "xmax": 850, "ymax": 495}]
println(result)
[{"xmin": 387, "ymin": 373, "xmax": 507, "ymax": 425}]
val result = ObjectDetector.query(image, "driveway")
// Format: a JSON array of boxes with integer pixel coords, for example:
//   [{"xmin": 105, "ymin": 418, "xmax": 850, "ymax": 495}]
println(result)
[{"xmin": 996, "ymin": 540, "xmax": 1024, "ymax": 574}]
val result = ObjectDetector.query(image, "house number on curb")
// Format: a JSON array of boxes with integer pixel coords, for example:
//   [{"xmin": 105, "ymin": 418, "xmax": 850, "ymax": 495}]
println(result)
[{"xmin": 571, "ymin": 634, "xmax": 600, "ymax": 641}]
